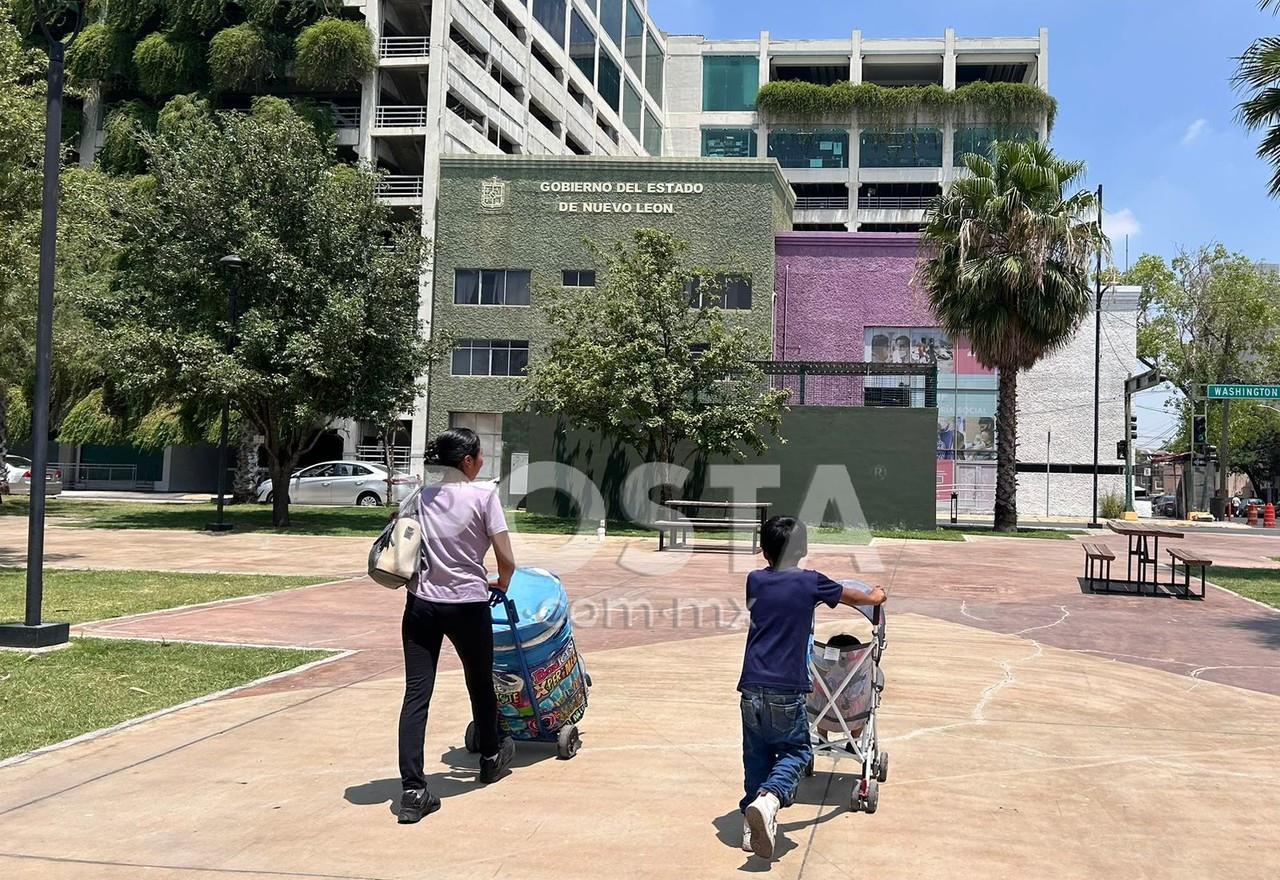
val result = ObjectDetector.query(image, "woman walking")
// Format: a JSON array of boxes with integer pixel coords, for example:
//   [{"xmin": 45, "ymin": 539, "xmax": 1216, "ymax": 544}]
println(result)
[{"xmin": 397, "ymin": 428, "xmax": 517, "ymax": 824}]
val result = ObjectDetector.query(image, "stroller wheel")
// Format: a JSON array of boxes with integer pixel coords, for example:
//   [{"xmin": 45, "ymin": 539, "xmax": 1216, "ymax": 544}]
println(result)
[
  {"xmin": 804, "ymin": 756, "xmax": 815, "ymax": 777},
  {"xmin": 875, "ymin": 751, "xmax": 890, "ymax": 783},
  {"xmin": 864, "ymin": 780, "xmax": 880, "ymax": 814},
  {"xmin": 464, "ymin": 721, "xmax": 479, "ymax": 754},
  {"xmin": 556, "ymin": 724, "xmax": 582, "ymax": 760}
]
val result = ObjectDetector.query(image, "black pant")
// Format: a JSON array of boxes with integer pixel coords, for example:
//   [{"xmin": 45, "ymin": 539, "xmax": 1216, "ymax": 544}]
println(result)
[{"xmin": 398, "ymin": 593, "xmax": 501, "ymax": 790}]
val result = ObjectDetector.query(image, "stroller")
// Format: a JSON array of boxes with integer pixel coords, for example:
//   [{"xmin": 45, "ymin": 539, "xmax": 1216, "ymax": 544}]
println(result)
[
  {"xmin": 463, "ymin": 568, "xmax": 591, "ymax": 760},
  {"xmin": 805, "ymin": 583, "xmax": 888, "ymax": 813}
]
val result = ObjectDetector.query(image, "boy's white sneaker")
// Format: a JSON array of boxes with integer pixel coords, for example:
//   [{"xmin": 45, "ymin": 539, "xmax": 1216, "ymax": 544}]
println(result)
[
  {"xmin": 745, "ymin": 791, "xmax": 780, "ymax": 859},
  {"xmin": 741, "ymin": 815, "xmax": 753, "ymax": 852}
]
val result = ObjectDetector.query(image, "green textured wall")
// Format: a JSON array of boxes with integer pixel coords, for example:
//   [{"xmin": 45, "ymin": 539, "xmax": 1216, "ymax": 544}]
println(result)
[
  {"xmin": 428, "ymin": 155, "xmax": 794, "ymax": 436},
  {"xmin": 505, "ymin": 406, "xmax": 937, "ymax": 530}
]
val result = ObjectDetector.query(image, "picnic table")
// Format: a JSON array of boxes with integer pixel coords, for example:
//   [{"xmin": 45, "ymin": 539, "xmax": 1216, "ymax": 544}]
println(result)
[
  {"xmin": 655, "ymin": 501, "xmax": 770, "ymax": 553},
  {"xmin": 1107, "ymin": 521, "xmax": 1186, "ymax": 588}
]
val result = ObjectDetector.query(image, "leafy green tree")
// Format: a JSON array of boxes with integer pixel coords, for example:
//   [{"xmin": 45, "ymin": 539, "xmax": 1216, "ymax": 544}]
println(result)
[
  {"xmin": 1229, "ymin": 402, "xmax": 1280, "ymax": 497},
  {"xmin": 85, "ymin": 98, "xmax": 427, "ymax": 526},
  {"xmin": 916, "ymin": 141, "xmax": 1106, "ymax": 531},
  {"xmin": 526, "ymin": 228, "xmax": 787, "ymax": 477},
  {"xmin": 1235, "ymin": 0, "xmax": 1280, "ymax": 196}
]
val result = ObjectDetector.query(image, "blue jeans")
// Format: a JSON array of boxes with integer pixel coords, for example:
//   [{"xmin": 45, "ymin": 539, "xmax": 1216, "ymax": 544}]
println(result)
[{"xmin": 739, "ymin": 687, "xmax": 811, "ymax": 813}]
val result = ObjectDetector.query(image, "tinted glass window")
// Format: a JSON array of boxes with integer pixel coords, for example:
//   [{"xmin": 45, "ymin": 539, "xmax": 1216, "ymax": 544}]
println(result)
[
  {"xmin": 645, "ymin": 30, "xmax": 663, "ymax": 101},
  {"xmin": 532, "ymin": 0, "xmax": 566, "ymax": 47},
  {"xmin": 702, "ymin": 56, "xmax": 758, "ymax": 111},
  {"xmin": 644, "ymin": 109, "xmax": 662, "ymax": 155},
  {"xmin": 702, "ymin": 128, "xmax": 757, "ymax": 158},
  {"xmin": 859, "ymin": 128, "xmax": 943, "ymax": 168},
  {"xmin": 597, "ymin": 51, "xmax": 621, "ymax": 111},
  {"xmin": 454, "ymin": 270, "xmax": 479, "ymax": 304},
  {"xmin": 599, "ymin": 0, "xmax": 623, "ymax": 47},
  {"xmin": 624, "ymin": 1, "xmax": 644, "ymax": 78},
  {"xmin": 569, "ymin": 10, "xmax": 595, "ymax": 82},
  {"xmin": 624, "ymin": 81, "xmax": 643, "ymax": 141},
  {"xmin": 769, "ymin": 129, "xmax": 849, "ymax": 169}
]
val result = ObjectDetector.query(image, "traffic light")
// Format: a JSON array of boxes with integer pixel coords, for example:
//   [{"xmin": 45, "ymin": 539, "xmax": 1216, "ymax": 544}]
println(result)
[
  {"xmin": 1193, "ymin": 414, "xmax": 1207, "ymax": 446},
  {"xmin": 1207, "ymin": 445, "xmax": 1219, "ymax": 464},
  {"xmin": 1129, "ymin": 415, "xmax": 1138, "ymax": 441}
]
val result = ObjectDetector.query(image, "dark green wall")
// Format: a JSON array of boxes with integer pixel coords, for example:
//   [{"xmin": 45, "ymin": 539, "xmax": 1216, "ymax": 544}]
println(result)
[
  {"xmin": 428, "ymin": 155, "xmax": 794, "ymax": 436},
  {"xmin": 503, "ymin": 406, "xmax": 937, "ymax": 530}
]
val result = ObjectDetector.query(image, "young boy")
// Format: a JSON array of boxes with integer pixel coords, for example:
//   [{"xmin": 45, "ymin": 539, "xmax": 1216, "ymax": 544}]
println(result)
[{"xmin": 738, "ymin": 516, "xmax": 887, "ymax": 859}]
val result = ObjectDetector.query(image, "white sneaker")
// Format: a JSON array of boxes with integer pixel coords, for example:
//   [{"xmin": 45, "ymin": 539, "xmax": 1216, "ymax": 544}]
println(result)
[
  {"xmin": 745, "ymin": 791, "xmax": 780, "ymax": 859},
  {"xmin": 741, "ymin": 815, "xmax": 753, "ymax": 852}
]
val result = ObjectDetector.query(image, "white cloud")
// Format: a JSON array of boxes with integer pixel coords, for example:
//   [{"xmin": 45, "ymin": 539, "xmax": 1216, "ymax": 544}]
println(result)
[
  {"xmin": 1181, "ymin": 118, "xmax": 1209, "ymax": 145},
  {"xmin": 1103, "ymin": 208, "xmax": 1142, "ymax": 241}
]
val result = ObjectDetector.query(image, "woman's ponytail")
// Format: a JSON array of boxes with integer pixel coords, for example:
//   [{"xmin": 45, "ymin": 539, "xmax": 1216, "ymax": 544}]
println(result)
[{"xmin": 424, "ymin": 428, "xmax": 481, "ymax": 470}]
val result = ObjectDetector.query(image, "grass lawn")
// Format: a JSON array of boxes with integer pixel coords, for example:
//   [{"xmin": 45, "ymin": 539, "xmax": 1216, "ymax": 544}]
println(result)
[
  {"xmin": 1210, "ymin": 566, "xmax": 1280, "ymax": 610},
  {"xmin": 0, "ymin": 639, "xmax": 330, "ymax": 760},
  {"xmin": 0, "ymin": 569, "xmax": 327, "ymax": 624}
]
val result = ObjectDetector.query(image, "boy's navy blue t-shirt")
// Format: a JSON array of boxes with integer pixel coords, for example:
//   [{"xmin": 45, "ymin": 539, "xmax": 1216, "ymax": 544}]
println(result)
[{"xmin": 738, "ymin": 567, "xmax": 844, "ymax": 693}]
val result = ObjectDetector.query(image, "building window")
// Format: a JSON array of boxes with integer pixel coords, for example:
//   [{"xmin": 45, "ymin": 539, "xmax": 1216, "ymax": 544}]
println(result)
[
  {"xmin": 859, "ymin": 128, "xmax": 943, "ymax": 168},
  {"xmin": 454, "ymin": 270, "xmax": 531, "ymax": 306},
  {"xmin": 687, "ymin": 275, "xmax": 753, "ymax": 310},
  {"xmin": 768, "ymin": 129, "xmax": 848, "ymax": 169},
  {"xmin": 597, "ymin": 50, "xmax": 621, "ymax": 112},
  {"xmin": 644, "ymin": 108, "xmax": 662, "ymax": 156},
  {"xmin": 623, "ymin": 81, "xmax": 643, "ymax": 142},
  {"xmin": 563, "ymin": 269, "xmax": 596, "ymax": 287},
  {"xmin": 702, "ymin": 127, "xmax": 757, "ymax": 158},
  {"xmin": 645, "ymin": 30, "xmax": 664, "ymax": 102},
  {"xmin": 532, "ymin": 0, "xmax": 566, "ymax": 48},
  {"xmin": 449, "ymin": 412, "xmax": 503, "ymax": 480},
  {"xmin": 953, "ymin": 126, "xmax": 1037, "ymax": 165},
  {"xmin": 598, "ymin": 0, "xmax": 623, "ymax": 48},
  {"xmin": 624, "ymin": 1, "xmax": 644, "ymax": 78},
  {"xmin": 451, "ymin": 340, "xmax": 530, "ymax": 377},
  {"xmin": 702, "ymin": 56, "xmax": 758, "ymax": 112},
  {"xmin": 568, "ymin": 10, "xmax": 595, "ymax": 83}
]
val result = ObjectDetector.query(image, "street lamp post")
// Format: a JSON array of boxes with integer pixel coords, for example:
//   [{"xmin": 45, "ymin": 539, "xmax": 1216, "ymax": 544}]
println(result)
[
  {"xmin": 1089, "ymin": 184, "xmax": 1104, "ymax": 529},
  {"xmin": 206, "ymin": 254, "xmax": 245, "ymax": 533},
  {"xmin": 0, "ymin": 2, "xmax": 83, "ymax": 649}
]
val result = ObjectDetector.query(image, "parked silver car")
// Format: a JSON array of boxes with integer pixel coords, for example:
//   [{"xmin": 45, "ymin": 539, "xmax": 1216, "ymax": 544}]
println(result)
[
  {"xmin": 256, "ymin": 461, "xmax": 419, "ymax": 507},
  {"xmin": 2, "ymin": 455, "xmax": 63, "ymax": 497}
]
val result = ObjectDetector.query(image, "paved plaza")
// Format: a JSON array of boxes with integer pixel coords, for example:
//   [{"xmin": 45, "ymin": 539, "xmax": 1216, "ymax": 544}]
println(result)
[{"xmin": 1, "ymin": 519, "xmax": 1279, "ymax": 878}]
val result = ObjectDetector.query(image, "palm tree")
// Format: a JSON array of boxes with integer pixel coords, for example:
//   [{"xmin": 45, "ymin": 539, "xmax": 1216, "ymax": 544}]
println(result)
[
  {"xmin": 915, "ymin": 140, "xmax": 1108, "ymax": 532},
  {"xmin": 1235, "ymin": 1, "xmax": 1280, "ymax": 196}
]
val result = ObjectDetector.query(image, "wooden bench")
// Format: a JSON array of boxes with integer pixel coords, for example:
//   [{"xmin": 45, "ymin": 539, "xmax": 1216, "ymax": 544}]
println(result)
[
  {"xmin": 1082, "ymin": 542, "xmax": 1117, "ymax": 593},
  {"xmin": 1167, "ymin": 548, "xmax": 1212, "ymax": 600},
  {"xmin": 655, "ymin": 518, "xmax": 763, "ymax": 553}
]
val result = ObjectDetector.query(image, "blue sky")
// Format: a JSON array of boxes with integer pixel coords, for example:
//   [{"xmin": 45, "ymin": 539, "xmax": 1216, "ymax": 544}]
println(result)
[
  {"xmin": 649, "ymin": 0, "xmax": 1279, "ymax": 449},
  {"xmin": 649, "ymin": 0, "xmax": 1280, "ymax": 268}
]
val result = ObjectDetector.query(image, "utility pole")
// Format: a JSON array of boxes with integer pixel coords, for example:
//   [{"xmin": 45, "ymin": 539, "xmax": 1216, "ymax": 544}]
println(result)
[{"xmin": 1089, "ymin": 184, "xmax": 1104, "ymax": 528}]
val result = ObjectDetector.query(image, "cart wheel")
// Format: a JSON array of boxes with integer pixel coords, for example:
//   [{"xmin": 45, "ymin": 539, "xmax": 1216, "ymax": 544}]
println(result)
[
  {"xmin": 464, "ymin": 721, "xmax": 478, "ymax": 754},
  {"xmin": 556, "ymin": 724, "xmax": 581, "ymax": 760},
  {"xmin": 804, "ymin": 756, "xmax": 815, "ymax": 777},
  {"xmin": 864, "ymin": 780, "xmax": 880, "ymax": 814},
  {"xmin": 875, "ymin": 751, "xmax": 890, "ymax": 783}
]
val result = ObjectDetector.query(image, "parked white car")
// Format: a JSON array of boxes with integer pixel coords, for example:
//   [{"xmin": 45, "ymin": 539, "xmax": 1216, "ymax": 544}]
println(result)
[
  {"xmin": 257, "ymin": 461, "xmax": 419, "ymax": 507},
  {"xmin": 2, "ymin": 455, "xmax": 63, "ymax": 497}
]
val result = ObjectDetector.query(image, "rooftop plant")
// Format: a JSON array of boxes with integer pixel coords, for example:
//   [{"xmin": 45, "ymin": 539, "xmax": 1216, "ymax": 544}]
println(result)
[{"xmin": 293, "ymin": 16, "xmax": 374, "ymax": 91}]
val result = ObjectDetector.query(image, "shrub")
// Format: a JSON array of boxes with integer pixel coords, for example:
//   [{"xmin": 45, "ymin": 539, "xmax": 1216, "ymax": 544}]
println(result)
[
  {"xmin": 157, "ymin": 92, "xmax": 212, "ymax": 137},
  {"xmin": 208, "ymin": 23, "xmax": 274, "ymax": 91},
  {"xmin": 240, "ymin": 0, "xmax": 280, "ymax": 26},
  {"xmin": 293, "ymin": 17, "xmax": 375, "ymax": 91},
  {"xmin": 104, "ymin": 0, "xmax": 163, "ymax": 33},
  {"xmin": 133, "ymin": 31, "xmax": 206, "ymax": 98},
  {"xmin": 1099, "ymin": 491, "xmax": 1126, "ymax": 521},
  {"xmin": 65, "ymin": 22, "xmax": 135, "ymax": 87},
  {"xmin": 755, "ymin": 80, "xmax": 1058, "ymax": 131},
  {"xmin": 98, "ymin": 100, "xmax": 157, "ymax": 175},
  {"xmin": 165, "ymin": 0, "xmax": 226, "ymax": 34}
]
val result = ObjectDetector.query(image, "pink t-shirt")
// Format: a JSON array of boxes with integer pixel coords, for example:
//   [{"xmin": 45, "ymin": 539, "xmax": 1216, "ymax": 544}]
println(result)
[{"xmin": 409, "ymin": 481, "xmax": 509, "ymax": 604}]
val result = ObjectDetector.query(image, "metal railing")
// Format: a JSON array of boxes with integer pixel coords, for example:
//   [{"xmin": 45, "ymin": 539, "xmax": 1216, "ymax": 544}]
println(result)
[
  {"xmin": 756, "ymin": 361, "xmax": 938, "ymax": 408},
  {"xmin": 794, "ymin": 196, "xmax": 850, "ymax": 211},
  {"xmin": 380, "ymin": 35, "xmax": 431, "ymax": 58},
  {"xmin": 63, "ymin": 463, "xmax": 139, "ymax": 490},
  {"xmin": 375, "ymin": 105, "xmax": 429, "ymax": 127},
  {"xmin": 858, "ymin": 195, "xmax": 934, "ymax": 210},
  {"xmin": 330, "ymin": 104, "xmax": 360, "ymax": 128},
  {"xmin": 355, "ymin": 445, "xmax": 412, "ymax": 470},
  {"xmin": 377, "ymin": 175, "xmax": 424, "ymax": 199}
]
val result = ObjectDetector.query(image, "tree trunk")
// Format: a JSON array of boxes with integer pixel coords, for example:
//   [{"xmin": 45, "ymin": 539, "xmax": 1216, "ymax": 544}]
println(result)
[
  {"xmin": 233, "ymin": 424, "xmax": 259, "ymax": 504},
  {"xmin": 0, "ymin": 386, "xmax": 8, "ymax": 504},
  {"xmin": 268, "ymin": 464, "xmax": 292, "ymax": 528},
  {"xmin": 993, "ymin": 368, "xmax": 1019, "ymax": 532},
  {"xmin": 381, "ymin": 427, "xmax": 395, "ymax": 507}
]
